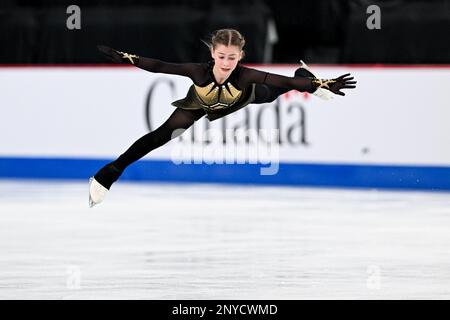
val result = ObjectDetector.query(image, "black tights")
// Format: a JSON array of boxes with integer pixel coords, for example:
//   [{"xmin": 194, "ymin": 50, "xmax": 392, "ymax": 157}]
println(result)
[
  {"xmin": 94, "ymin": 84, "xmax": 290, "ymax": 189},
  {"xmin": 114, "ymin": 107, "xmax": 206, "ymax": 171}
]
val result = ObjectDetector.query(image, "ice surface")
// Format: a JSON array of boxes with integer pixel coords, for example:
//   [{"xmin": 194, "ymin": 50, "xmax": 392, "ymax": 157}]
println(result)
[{"xmin": 0, "ymin": 180, "xmax": 449, "ymax": 299}]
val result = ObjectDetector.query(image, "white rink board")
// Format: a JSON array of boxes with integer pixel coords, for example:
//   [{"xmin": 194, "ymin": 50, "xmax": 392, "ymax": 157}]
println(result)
[{"xmin": 0, "ymin": 66, "xmax": 449, "ymax": 166}]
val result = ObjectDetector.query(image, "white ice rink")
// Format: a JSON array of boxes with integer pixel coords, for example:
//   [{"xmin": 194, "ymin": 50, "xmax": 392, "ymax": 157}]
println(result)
[{"xmin": 0, "ymin": 180, "xmax": 449, "ymax": 299}]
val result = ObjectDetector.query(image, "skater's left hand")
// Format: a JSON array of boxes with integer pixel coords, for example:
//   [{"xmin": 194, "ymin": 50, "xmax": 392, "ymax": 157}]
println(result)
[{"xmin": 312, "ymin": 74, "xmax": 357, "ymax": 96}]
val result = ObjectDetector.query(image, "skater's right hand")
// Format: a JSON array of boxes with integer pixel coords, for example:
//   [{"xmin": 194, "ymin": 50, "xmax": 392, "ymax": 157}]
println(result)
[{"xmin": 97, "ymin": 45, "xmax": 140, "ymax": 65}]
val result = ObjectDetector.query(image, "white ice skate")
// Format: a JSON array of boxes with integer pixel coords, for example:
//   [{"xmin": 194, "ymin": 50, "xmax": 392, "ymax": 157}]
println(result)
[
  {"xmin": 300, "ymin": 60, "xmax": 333, "ymax": 101},
  {"xmin": 89, "ymin": 177, "xmax": 108, "ymax": 208}
]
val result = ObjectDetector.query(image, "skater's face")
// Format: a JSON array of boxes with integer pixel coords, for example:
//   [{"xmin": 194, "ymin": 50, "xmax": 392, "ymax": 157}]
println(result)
[{"xmin": 211, "ymin": 44, "xmax": 242, "ymax": 78}]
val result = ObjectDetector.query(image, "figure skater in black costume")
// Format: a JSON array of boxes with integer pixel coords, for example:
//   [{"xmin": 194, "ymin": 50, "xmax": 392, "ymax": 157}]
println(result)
[{"xmin": 89, "ymin": 28, "xmax": 356, "ymax": 207}]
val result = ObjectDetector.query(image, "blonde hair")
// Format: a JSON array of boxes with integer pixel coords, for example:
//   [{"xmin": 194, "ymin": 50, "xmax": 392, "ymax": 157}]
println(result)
[{"xmin": 203, "ymin": 29, "xmax": 246, "ymax": 59}]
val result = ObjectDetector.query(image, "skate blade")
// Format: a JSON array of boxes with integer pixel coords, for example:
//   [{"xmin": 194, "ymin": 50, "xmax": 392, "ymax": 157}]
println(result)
[
  {"xmin": 88, "ymin": 177, "xmax": 97, "ymax": 208},
  {"xmin": 299, "ymin": 60, "xmax": 309, "ymax": 70},
  {"xmin": 89, "ymin": 196, "xmax": 96, "ymax": 208}
]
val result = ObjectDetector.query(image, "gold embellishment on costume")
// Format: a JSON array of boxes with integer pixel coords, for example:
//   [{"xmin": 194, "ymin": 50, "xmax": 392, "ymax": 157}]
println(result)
[
  {"xmin": 221, "ymin": 83, "xmax": 242, "ymax": 105},
  {"xmin": 194, "ymin": 82, "xmax": 242, "ymax": 110},
  {"xmin": 312, "ymin": 78, "xmax": 336, "ymax": 90},
  {"xmin": 118, "ymin": 51, "xmax": 139, "ymax": 65},
  {"xmin": 194, "ymin": 83, "xmax": 217, "ymax": 105}
]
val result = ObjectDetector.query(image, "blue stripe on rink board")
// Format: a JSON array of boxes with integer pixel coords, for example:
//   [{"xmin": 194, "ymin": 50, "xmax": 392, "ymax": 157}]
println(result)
[{"xmin": 1, "ymin": 156, "xmax": 450, "ymax": 191}]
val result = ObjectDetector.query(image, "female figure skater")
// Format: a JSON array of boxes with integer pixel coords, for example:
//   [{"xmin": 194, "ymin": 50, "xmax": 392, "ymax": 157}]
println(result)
[{"xmin": 89, "ymin": 29, "xmax": 356, "ymax": 207}]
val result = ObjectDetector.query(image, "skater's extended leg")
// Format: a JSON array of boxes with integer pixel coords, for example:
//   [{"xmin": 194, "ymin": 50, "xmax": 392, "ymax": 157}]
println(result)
[
  {"xmin": 112, "ymin": 107, "xmax": 205, "ymax": 173},
  {"xmin": 89, "ymin": 107, "xmax": 205, "ymax": 207}
]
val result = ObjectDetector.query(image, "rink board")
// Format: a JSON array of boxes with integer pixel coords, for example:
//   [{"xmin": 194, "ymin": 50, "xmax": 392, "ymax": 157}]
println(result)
[
  {"xmin": 0, "ymin": 65, "xmax": 449, "ymax": 190},
  {"xmin": 1, "ymin": 157, "xmax": 450, "ymax": 191}
]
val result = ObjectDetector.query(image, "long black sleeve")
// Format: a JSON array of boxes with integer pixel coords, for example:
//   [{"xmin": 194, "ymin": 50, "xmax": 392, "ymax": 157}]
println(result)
[
  {"xmin": 136, "ymin": 57, "xmax": 206, "ymax": 84},
  {"xmin": 238, "ymin": 66, "xmax": 315, "ymax": 92}
]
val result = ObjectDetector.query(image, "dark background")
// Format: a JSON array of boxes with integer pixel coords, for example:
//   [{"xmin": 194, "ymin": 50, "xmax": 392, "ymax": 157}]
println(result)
[{"xmin": 0, "ymin": 0, "xmax": 449, "ymax": 64}]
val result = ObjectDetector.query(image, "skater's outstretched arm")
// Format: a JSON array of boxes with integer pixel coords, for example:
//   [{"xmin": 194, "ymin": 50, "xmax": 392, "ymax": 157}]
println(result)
[
  {"xmin": 97, "ymin": 45, "xmax": 204, "ymax": 83},
  {"xmin": 239, "ymin": 66, "xmax": 357, "ymax": 96}
]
